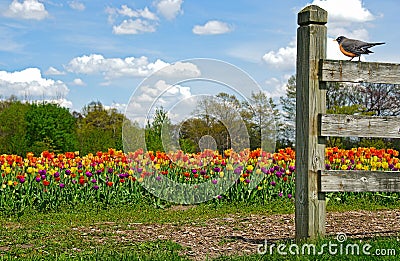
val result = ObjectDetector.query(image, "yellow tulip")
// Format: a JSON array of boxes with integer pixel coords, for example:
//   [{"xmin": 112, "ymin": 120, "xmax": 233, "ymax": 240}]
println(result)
[
  {"xmin": 226, "ymin": 164, "xmax": 233, "ymax": 171},
  {"xmin": 382, "ymin": 162, "xmax": 389, "ymax": 169}
]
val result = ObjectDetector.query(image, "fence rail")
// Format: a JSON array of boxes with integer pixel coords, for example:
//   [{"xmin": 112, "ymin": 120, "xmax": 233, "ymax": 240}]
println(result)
[
  {"xmin": 320, "ymin": 170, "xmax": 400, "ymax": 192},
  {"xmin": 320, "ymin": 60, "xmax": 400, "ymax": 84},
  {"xmin": 319, "ymin": 114, "xmax": 400, "ymax": 138}
]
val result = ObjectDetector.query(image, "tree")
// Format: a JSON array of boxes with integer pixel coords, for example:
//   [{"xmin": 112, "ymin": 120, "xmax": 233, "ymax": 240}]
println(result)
[
  {"xmin": 179, "ymin": 118, "xmax": 209, "ymax": 153},
  {"xmin": 190, "ymin": 93, "xmax": 248, "ymax": 152},
  {"xmin": 352, "ymin": 83, "xmax": 400, "ymax": 116},
  {"xmin": 77, "ymin": 101, "xmax": 125, "ymax": 154},
  {"xmin": 279, "ymin": 75, "xmax": 296, "ymax": 147},
  {"xmin": 0, "ymin": 100, "xmax": 30, "ymax": 156},
  {"xmin": 145, "ymin": 107, "xmax": 172, "ymax": 152},
  {"xmin": 243, "ymin": 91, "xmax": 279, "ymax": 151},
  {"xmin": 326, "ymin": 82, "xmax": 400, "ymax": 148},
  {"xmin": 122, "ymin": 119, "xmax": 145, "ymax": 153},
  {"xmin": 25, "ymin": 102, "xmax": 77, "ymax": 155}
]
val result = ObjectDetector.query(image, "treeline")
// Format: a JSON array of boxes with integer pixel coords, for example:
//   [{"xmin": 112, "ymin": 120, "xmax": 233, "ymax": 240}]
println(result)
[
  {"xmin": 0, "ymin": 100, "xmax": 124, "ymax": 156},
  {"xmin": 0, "ymin": 76, "xmax": 399, "ymax": 156}
]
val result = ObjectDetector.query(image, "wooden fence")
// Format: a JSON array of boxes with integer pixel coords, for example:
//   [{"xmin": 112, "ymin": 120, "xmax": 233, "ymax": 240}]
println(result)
[{"xmin": 295, "ymin": 5, "xmax": 400, "ymax": 239}]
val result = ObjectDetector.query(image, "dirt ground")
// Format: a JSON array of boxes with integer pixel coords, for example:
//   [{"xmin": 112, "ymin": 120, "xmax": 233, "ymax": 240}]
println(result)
[{"xmin": 77, "ymin": 209, "xmax": 400, "ymax": 260}]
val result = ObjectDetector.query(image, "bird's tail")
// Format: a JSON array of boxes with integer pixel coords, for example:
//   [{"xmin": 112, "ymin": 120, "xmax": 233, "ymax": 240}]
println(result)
[{"xmin": 371, "ymin": 42, "xmax": 385, "ymax": 46}]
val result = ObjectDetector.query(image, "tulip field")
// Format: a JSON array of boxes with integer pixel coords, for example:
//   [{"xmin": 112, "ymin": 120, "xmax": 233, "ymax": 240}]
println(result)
[{"xmin": 1, "ymin": 147, "xmax": 399, "ymax": 216}]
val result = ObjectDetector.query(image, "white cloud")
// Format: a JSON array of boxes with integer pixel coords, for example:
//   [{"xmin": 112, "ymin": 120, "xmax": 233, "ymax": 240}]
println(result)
[
  {"xmin": 262, "ymin": 40, "xmax": 296, "ymax": 70},
  {"xmin": 192, "ymin": 20, "xmax": 233, "ymax": 35},
  {"xmin": 0, "ymin": 68, "xmax": 69, "ymax": 98},
  {"xmin": 311, "ymin": 0, "xmax": 374, "ymax": 24},
  {"xmin": 66, "ymin": 54, "xmax": 163, "ymax": 79},
  {"xmin": 45, "ymin": 66, "xmax": 65, "ymax": 75},
  {"xmin": 106, "ymin": 5, "xmax": 158, "ymax": 34},
  {"xmin": 145, "ymin": 80, "xmax": 191, "ymax": 98},
  {"xmin": 139, "ymin": 7, "xmax": 158, "ymax": 21},
  {"xmin": 113, "ymin": 19, "xmax": 157, "ymax": 34},
  {"xmin": 116, "ymin": 5, "xmax": 158, "ymax": 20},
  {"xmin": 66, "ymin": 54, "xmax": 201, "ymax": 80},
  {"xmin": 264, "ymin": 74, "xmax": 292, "ymax": 98},
  {"xmin": 153, "ymin": 61, "xmax": 201, "ymax": 77},
  {"xmin": 155, "ymin": 0, "xmax": 183, "ymax": 20},
  {"xmin": 68, "ymin": 0, "xmax": 85, "ymax": 11},
  {"xmin": 4, "ymin": 0, "xmax": 49, "ymax": 20},
  {"xmin": 55, "ymin": 98, "xmax": 73, "ymax": 109},
  {"xmin": 127, "ymin": 79, "xmax": 192, "ymax": 125},
  {"xmin": 72, "ymin": 78, "xmax": 85, "ymax": 86},
  {"xmin": 40, "ymin": 98, "xmax": 74, "ymax": 109},
  {"xmin": 310, "ymin": 0, "xmax": 377, "ymax": 40},
  {"xmin": 104, "ymin": 102, "xmax": 127, "ymax": 112}
]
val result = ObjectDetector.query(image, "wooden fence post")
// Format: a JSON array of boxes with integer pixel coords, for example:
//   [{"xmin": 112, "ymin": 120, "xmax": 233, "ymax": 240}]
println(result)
[{"xmin": 295, "ymin": 5, "xmax": 327, "ymax": 239}]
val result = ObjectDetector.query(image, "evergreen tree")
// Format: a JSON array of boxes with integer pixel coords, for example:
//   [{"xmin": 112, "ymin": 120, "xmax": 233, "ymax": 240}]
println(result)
[
  {"xmin": 279, "ymin": 75, "xmax": 296, "ymax": 147},
  {"xmin": 145, "ymin": 107, "xmax": 172, "ymax": 152}
]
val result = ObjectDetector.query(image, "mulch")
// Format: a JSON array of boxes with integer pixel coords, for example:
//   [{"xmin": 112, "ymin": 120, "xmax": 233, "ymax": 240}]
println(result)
[{"xmin": 76, "ymin": 209, "xmax": 400, "ymax": 260}]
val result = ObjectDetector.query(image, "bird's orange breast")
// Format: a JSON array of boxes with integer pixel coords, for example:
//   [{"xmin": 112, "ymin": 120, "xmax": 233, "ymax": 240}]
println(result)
[{"xmin": 339, "ymin": 44, "xmax": 357, "ymax": 58}]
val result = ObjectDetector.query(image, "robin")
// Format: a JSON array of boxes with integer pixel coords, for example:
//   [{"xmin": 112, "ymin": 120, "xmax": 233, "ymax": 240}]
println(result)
[{"xmin": 334, "ymin": 36, "xmax": 385, "ymax": 61}]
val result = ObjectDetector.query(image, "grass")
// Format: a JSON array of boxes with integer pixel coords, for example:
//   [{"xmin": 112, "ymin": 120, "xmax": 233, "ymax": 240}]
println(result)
[
  {"xmin": 326, "ymin": 192, "xmax": 400, "ymax": 212},
  {"xmin": 0, "ymin": 240, "xmax": 187, "ymax": 260},
  {"xmin": 1, "ymin": 197, "xmax": 400, "ymax": 260},
  {"xmin": 0, "ymin": 200, "xmax": 292, "ymax": 260}
]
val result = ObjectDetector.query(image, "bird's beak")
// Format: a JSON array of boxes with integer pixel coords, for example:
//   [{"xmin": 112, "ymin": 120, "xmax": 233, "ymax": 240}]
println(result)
[{"xmin": 333, "ymin": 39, "xmax": 336, "ymax": 41}]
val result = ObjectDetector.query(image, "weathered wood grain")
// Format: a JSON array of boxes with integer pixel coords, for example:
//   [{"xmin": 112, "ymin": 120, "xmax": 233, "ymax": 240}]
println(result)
[
  {"xmin": 295, "ymin": 5, "xmax": 327, "ymax": 240},
  {"xmin": 320, "ymin": 114, "xmax": 400, "ymax": 138},
  {"xmin": 320, "ymin": 170, "xmax": 400, "ymax": 192},
  {"xmin": 320, "ymin": 60, "xmax": 400, "ymax": 84},
  {"xmin": 298, "ymin": 5, "xmax": 328, "ymax": 26}
]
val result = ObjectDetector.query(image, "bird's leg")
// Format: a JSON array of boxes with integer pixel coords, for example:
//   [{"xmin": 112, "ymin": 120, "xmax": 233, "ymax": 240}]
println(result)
[
  {"xmin": 358, "ymin": 56, "xmax": 361, "ymax": 62},
  {"xmin": 349, "ymin": 57, "xmax": 354, "ymax": 61}
]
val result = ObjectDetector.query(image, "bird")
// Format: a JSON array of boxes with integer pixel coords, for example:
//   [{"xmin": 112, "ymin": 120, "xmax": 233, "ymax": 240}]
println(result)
[{"xmin": 334, "ymin": 36, "xmax": 385, "ymax": 61}]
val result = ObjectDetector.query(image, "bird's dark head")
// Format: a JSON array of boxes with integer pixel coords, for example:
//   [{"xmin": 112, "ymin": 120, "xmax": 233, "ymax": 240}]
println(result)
[{"xmin": 335, "ymin": 36, "xmax": 347, "ymax": 44}]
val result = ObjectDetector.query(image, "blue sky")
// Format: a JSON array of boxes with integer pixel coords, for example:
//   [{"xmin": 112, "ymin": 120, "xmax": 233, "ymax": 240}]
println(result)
[{"xmin": 0, "ymin": 0, "xmax": 398, "ymax": 115}]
